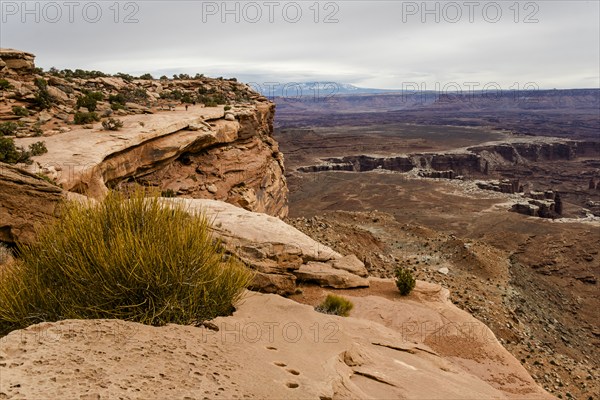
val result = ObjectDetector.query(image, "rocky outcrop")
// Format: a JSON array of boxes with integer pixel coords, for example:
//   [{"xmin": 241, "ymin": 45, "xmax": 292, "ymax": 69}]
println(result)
[
  {"xmin": 477, "ymin": 179, "xmax": 523, "ymax": 194},
  {"xmin": 0, "ymin": 49, "xmax": 35, "ymax": 73},
  {"xmin": 167, "ymin": 198, "xmax": 369, "ymax": 294},
  {"xmin": 299, "ymin": 139, "xmax": 600, "ymax": 175},
  {"xmin": 0, "ymin": 286, "xmax": 553, "ymax": 399},
  {"xmin": 16, "ymin": 103, "xmax": 288, "ymax": 218},
  {"xmin": 0, "ymin": 163, "xmax": 64, "ymax": 244}
]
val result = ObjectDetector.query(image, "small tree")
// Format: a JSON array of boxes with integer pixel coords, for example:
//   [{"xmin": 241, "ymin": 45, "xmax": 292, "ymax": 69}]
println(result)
[
  {"xmin": 394, "ymin": 267, "xmax": 416, "ymax": 296},
  {"xmin": 33, "ymin": 78, "xmax": 53, "ymax": 109}
]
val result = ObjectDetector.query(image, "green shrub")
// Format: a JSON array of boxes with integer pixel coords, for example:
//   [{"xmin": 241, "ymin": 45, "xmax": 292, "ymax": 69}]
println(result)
[
  {"xmin": 0, "ymin": 137, "xmax": 31, "ymax": 164},
  {"xmin": 76, "ymin": 91, "xmax": 103, "ymax": 111},
  {"xmin": 0, "ymin": 191, "xmax": 253, "ymax": 336},
  {"xmin": 73, "ymin": 111, "xmax": 99, "ymax": 125},
  {"xmin": 31, "ymin": 123, "xmax": 43, "ymax": 137},
  {"xmin": 315, "ymin": 294, "xmax": 354, "ymax": 317},
  {"xmin": 102, "ymin": 117, "xmax": 124, "ymax": 131},
  {"xmin": 115, "ymin": 72, "xmax": 135, "ymax": 82},
  {"xmin": 224, "ymin": 105, "xmax": 232, "ymax": 111},
  {"xmin": 29, "ymin": 141, "xmax": 47, "ymax": 156},
  {"xmin": 12, "ymin": 106, "xmax": 29, "ymax": 116},
  {"xmin": 394, "ymin": 267, "xmax": 416, "ymax": 296},
  {"xmin": 139, "ymin": 73, "xmax": 153, "ymax": 80},
  {"xmin": 0, "ymin": 79, "xmax": 12, "ymax": 90},
  {"xmin": 33, "ymin": 78, "xmax": 53, "ymax": 109},
  {"xmin": 0, "ymin": 122, "xmax": 18, "ymax": 136}
]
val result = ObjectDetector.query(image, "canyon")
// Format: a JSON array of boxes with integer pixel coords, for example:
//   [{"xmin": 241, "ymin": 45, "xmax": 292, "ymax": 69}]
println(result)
[{"xmin": 2, "ymin": 49, "xmax": 598, "ymax": 399}]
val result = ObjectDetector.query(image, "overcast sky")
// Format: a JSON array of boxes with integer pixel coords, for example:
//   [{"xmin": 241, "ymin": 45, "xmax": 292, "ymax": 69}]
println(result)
[{"xmin": 1, "ymin": 1, "xmax": 599, "ymax": 90}]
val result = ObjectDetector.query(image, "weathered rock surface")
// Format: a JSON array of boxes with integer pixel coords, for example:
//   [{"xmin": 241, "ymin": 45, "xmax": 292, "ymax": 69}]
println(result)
[
  {"xmin": 16, "ymin": 103, "xmax": 288, "ymax": 218},
  {"xmin": 0, "ymin": 49, "xmax": 35, "ymax": 73},
  {"xmin": 0, "ymin": 287, "xmax": 552, "ymax": 399},
  {"xmin": 168, "ymin": 199, "xmax": 368, "ymax": 294},
  {"xmin": 0, "ymin": 163, "xmax": 64, "ymax": 244},
  {"xmin": 296, "ymin": 261, "xmax": 370, "ymax": 288},
  {"xmin": 1, "ymin": 49, "xmax": 288, "ymax": 218}
]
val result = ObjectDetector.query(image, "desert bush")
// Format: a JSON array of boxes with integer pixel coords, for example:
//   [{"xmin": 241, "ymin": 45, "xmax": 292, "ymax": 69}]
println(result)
[
  {"xmin": 394, "ymin": 267, "xmax": 416, "ymax": 296},
  {"xmin": 31, "ymin": 123, "xmax": 43, "ymax": 137},
  {"xmin": 139, "ymin": 73, "xmax": 153, "ymax": 80},
  {"xmin": 0, "ymin": 191, "xmax": 253, "ymax": 336},
  {"xmin": 73, "ymin": 111, "xmax": 99, "ymax": 125},
  {"xmin": 76, "ymin": 91, "xmax": 103, "ymax": 111},
  {"xmin": 29, "ymin": 141, "xmax": 47, "ymax": 156},
  {"xmin": 33, "ymin": 78, "xmax": 53, "ymax": 109},
  {"xmin": 315, "ymin": 294, "xmax": 354, "ymax": 317},
  {"xmin": 102, "ymin": 117, "xmax": 124, "ymax": 131},
  {"xmin": 115, "ymin": 72, "xmax": 135, "ymax": 82},
  {"xmin": 224, "ymin": 105, "xmax": 232, "ymax": 111},
  {"xmin": 12, "ymin": 106, "xmax": 29, "ymax": 116},
  {"xmin": 0, "ymin": 137, "xmax": 31, "ymax": 164},
  {"xmin": 0, "ymin": 79, "xmax": 12, "ymax": 90},
  {"xmin": 0, "ymin": 122, "xmax": 18, "ymax": 136}
]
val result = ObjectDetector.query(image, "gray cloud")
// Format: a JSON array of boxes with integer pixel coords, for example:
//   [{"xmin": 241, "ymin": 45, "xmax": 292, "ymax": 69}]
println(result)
[{"xmin": 1, "ymin": 1, "xmax": 598, "ymax": 89}]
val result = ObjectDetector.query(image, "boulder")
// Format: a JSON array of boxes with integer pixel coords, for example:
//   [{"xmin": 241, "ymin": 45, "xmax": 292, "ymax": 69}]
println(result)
[
  {"xmin": 0, "ymin": 48, "xmax": 35, "ymax": 72},
  {"xmin": 46, "ymin": 85, "xmax": 70, "ymax": 103},
  {"xmin": 331, "ymin": 254, "xmax": 369, "ymax": 277},
  {"xmin": 0, "ymin": 163, "xmax": 64, "ymax": 244},
  {"xmin": 167, "ymin": 199, "xmax": 369, "ymax": 294},
  {"xmin": 296, "ymin": 262, "xmax": 370, "ymax": 289}
]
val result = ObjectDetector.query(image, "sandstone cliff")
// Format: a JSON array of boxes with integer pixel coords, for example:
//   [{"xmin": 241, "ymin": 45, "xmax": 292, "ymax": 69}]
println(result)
[{"xmin": 1, "ymin": 49, "xmax": 288, "ymax": 218}]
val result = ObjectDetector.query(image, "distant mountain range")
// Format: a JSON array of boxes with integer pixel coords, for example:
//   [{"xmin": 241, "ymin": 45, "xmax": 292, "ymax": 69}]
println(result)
[{"xmin": 252, "ymin": 82, "xmax": 394, "ymax": 98}]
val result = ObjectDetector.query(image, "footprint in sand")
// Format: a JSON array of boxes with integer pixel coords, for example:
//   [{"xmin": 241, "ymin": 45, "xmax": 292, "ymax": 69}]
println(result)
[{"xmin": 273, "ymin": 361, "xmax": 301, "ymax": 377}]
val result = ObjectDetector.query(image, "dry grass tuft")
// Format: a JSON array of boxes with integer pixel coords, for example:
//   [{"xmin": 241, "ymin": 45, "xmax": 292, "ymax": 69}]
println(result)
[{"xmin": 0, "ymin": 190, "xmax": 252, "ymax": 336}]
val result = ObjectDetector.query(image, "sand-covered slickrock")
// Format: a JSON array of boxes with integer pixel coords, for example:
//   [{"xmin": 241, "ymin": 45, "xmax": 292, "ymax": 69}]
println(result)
[
  {"xmin": 0, "ymin": 162, "xmax": 64, "ymax": 244},
  {"xmin": 167, "ymin": 198, "xmax": 369, "ymax": 294},
  {"xmin": 0, "ymin": 287, "xmax": 552, "ymax": 399}
]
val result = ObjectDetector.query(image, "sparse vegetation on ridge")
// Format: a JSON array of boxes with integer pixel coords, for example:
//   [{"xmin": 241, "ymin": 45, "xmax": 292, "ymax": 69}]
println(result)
[{"xmin": 0, "ymin": 191, "xmax": 253, "ymax": 336}]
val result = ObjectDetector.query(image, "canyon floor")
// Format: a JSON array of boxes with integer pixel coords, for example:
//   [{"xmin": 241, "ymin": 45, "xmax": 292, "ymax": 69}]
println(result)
[{"xmin": 276, "ymin": 120, "xmax": 600, "ymax": 399}]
